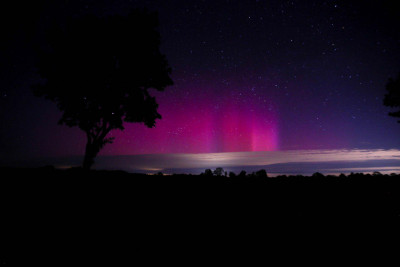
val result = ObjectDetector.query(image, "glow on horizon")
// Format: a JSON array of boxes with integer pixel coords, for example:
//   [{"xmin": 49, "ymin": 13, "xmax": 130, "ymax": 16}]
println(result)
[
  {"xmin": 86, "ymin": 148, "xmax": 400, "ymax": 175},
  {"xmin": 135, "ymin": 149, "xmax": 400, "ymax": 169}
]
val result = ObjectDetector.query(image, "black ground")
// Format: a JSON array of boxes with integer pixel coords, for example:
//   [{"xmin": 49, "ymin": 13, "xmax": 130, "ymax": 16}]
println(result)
[{"xmin": 1, "ymin": 167, "xmax": 399, "ymax": 265}]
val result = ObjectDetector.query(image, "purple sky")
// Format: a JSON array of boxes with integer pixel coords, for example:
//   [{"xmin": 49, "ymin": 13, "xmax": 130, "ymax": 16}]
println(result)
[{"xmin": 0, "ymin": 0, "xmax": 400, "ymax": 172}]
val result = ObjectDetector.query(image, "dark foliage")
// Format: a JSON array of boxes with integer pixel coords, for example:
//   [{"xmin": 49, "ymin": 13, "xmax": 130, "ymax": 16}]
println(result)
[
  {"xmin": 255, "ymin": 169, "xmax": 267, "ymax": 178},
  {"xmin": 33, "ymin": 9, "xmax": 173, "ymax": 169},
  {"xmin": 202, "ymin": 168, "xmax": 213, "ymax": 176},
  {"xmin": 383, "ymin": 72, "xmax": 400, "ymax": 122},
  {"xmin": 238, "ymin": 170, "xmax": 247, "ymax": 177},
  {"xmin": 213, "ymin": 167, "xmax": 224, "ymax": 176}
]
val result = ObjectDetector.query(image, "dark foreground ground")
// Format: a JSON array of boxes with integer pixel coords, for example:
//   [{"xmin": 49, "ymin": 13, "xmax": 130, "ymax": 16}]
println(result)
[{"xmin": 1, "ymin": 167, "xmax": 400, "ymax": 265}]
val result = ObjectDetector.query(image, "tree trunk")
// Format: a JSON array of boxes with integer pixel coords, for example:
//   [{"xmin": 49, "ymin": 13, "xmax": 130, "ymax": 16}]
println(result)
[
  {"xmin": 82, "ymin": 126, "xmax": 112, "ymax": 170},
  {"xmin": 82, "ymin": 138, "xmax": 100, "ymax": 170}
]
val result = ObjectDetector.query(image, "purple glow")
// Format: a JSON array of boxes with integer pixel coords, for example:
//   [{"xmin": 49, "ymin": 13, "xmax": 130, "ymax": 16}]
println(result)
[
  {"xmin": 107, "ymin": 80, "xmax": 279, "ymax": 155},
  {"xmin": 2, "ymin": 0, "xmax": 400, "ymax": 167}
]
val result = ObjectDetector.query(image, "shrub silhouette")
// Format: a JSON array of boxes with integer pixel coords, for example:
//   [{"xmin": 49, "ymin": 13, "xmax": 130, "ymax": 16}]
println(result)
[
  {"xmin": 383, "ymin": 72, "xmax": 400, "ymax": 123},
  {"xmin": 213, "ymin": 167, "xmax": 224, "ymax": 176},
  {"xmin": 204, "ymin": 169, "xmax": 213, "ymax": 176},
  {"xmin": 255, "ymin": 169, "xmax": 268, "ymax": 178},
  {"xmin": 33, "ymin": 9, "xmax": 173, "ymax": 169},
  {"xmin": 312, "ymin": 172, "xmax": 324, "ymax": 178}
]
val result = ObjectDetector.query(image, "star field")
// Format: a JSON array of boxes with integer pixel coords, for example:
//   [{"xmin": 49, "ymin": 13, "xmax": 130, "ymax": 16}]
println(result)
[{"xmin": 0, "ymin": 0, "xmax": 399, "ymax": 161}]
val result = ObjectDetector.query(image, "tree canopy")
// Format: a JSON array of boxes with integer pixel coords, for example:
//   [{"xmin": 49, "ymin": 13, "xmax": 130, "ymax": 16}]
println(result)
[{"xmin": 33, "ymin": 9, "xmax": 173, "ymax": 169}]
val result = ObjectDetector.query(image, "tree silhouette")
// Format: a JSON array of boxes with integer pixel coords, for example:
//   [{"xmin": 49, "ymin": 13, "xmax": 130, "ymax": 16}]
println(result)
[
  {"xmin": 383, "ymin": 73, "xmax": 400, "ymax": 123},
  {"xmin": 213, "ymin": 167, "xmax": 224, "ymax": 176},
  {"xmin": 204, "ymin": 169, "xmax": 213, "ymax": 176},
  {"xmin": 255, "ymin": 169, "xmax": 267, "ymax": 178},
  {"xmin": 33, "ymin": 9, "xmax": 173, "ymax": 169}
]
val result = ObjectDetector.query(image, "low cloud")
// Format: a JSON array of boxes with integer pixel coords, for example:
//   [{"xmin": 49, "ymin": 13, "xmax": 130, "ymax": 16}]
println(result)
[
  {"xmin": 4, "ymin": 149, "xmax": 400, "ymax": 176},
  {"xmin": 93, "ymin": 149, "xmax": 400, "ymax": 175}
]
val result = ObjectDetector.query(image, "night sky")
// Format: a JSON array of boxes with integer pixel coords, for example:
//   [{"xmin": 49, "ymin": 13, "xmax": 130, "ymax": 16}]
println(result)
[{"xmin": 1, "ymin": 0, "xmax": 399, "ymax": 167}]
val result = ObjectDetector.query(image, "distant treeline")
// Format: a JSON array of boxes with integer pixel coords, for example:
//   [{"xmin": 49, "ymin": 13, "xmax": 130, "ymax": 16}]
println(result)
[
  {"xmin": 2, "ymin": 166, "xmax": 399, "ymax": 224},
  {"xmin": 0, "ymin": 165, "xmax": 398, "ymax": 179}
]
